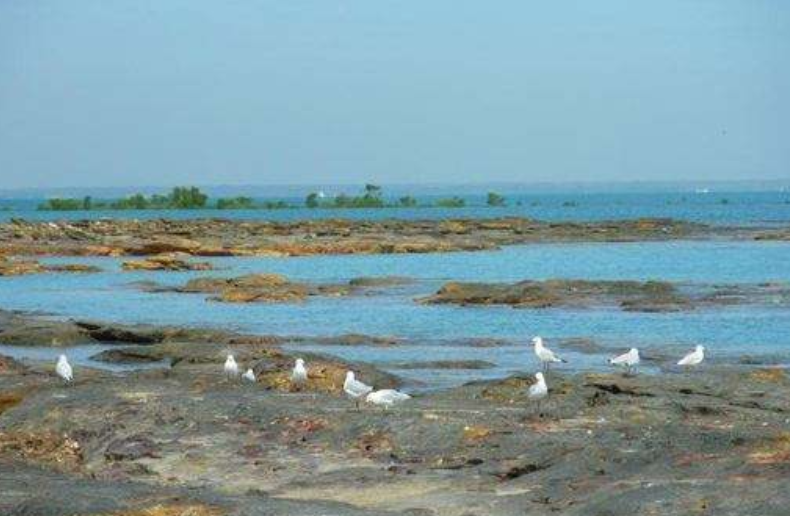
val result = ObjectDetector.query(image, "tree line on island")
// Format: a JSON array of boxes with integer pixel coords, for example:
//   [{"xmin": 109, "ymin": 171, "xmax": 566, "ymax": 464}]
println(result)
[{"xmin": 37, "ymin": 185, "xmax": 510, "ymax": 211}]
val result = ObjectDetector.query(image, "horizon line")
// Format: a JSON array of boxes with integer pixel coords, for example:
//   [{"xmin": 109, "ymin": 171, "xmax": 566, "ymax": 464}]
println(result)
[{"xmin": 2, "ymin": 177, "xmax": 789, "ymax": 193}]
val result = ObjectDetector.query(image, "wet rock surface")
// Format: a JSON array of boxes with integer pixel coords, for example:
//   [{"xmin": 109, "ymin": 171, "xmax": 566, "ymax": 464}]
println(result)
[
  {"xmin": 0, "ymin": 310, "xmax": 289, "ymax": 348},
  {"xmin": 0, "ymin": 256, "xmax": 101, "ymax": 276},
  {"xmin": 0, "ymin": 352, "xmax": 788, "ymax": 515},
  {"xmin": 121, "ymin": 253, "xmax": 214, "ymax": 271},
  {"xmin": 421, "ymin": 279, "xmax": 790, "ymax": 312},
  {"xmin": 0, "ymin": 217, "xmax": 726, "ymax": 258},
  {"xmin": 2, "ymin": 310, "xmax": 789, "ymax": 514},
  {"xmin": 170, "ymin": 273, "xmax": 350, "ymax": 303},
  {"xmin": 140, "ymin": 273, "xmax": 418, "ymax": 303},
  {"xmin": 0, "ymin": 461, "xmax": 398, "ymax": 516},
  {"xmin": 348, "ymin": 276, "xmax": 416, "ymax": 288}
]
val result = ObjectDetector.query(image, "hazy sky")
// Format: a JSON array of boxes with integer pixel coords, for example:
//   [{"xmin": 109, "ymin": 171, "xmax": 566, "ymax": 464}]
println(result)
[{"xmin": 1, "ymin": 1, "xmax": 788, "ymax": 189}]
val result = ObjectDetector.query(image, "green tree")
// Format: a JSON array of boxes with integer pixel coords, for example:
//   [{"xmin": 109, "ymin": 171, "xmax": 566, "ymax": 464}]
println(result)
[
  {"xmin": 364, "ymin": 183, "xmax": 380, "ymax": 195},
  {"xmin": 435, "ymin": 197, "xmax": 466, "ymax": 208},
  {"xmin": 305, "ymin": 192, "xmax": 320, "ymax": 208},
  {"xmin": 114, "ymin": 193, "xmax": 150, "ymax": 209},
  {"xmin": 216, "ymin": 196, "xmax": 255, "ymax": 209},
  {"xmin": 486, "ymin": 192, "xmax": 506, "ymax": 207},
  {"xmin": 170, "ymin": 186, "xmax": 208, "ymax": 209},
  {"xmin": 398, "ymin": 196, "xmax": 417, "ymax": 207},
  {"xmin": 333, "ymin": 193, "xmax": 350, "ymax": 208},
  {"xmin": 38, "ymin": 198, "xmax": 84, "ymax": 211},
  {"xmin": 261, "ymin": 200, "xmax": 290, "ymax": 209}
]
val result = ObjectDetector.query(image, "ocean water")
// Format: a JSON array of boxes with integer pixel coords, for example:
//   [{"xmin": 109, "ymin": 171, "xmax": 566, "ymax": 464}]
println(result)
[
  {"xmin": 1, "ymin": 240, "xmax": 789, "ymax": 388},
  {"xmin": 2, "ymin": 190, "xmax": 790, "ymax": 225}
]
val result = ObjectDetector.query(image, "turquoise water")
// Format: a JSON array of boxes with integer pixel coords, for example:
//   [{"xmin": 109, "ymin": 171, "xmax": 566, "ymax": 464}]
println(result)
[
  {"xmin": 1, "ymin": 240, "xmax": 789, "ymax": 387},
  {"xmin": 2, "ymin": 191, "xmax": 790, "ymax": 225}
]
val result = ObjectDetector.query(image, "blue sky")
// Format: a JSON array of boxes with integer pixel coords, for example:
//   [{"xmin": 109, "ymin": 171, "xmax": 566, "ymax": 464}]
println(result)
[{"xmin": 0, "ymin": 1, "xmax": 788, "ymax": 188}]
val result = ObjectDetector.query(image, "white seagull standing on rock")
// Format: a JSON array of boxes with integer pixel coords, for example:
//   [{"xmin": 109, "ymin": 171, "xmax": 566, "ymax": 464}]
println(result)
[
  {"xmin": 56, "ymin": 354, "xmax": 73, "ymax": 383},
  {"xmin": 528, "ymin": 372, "xmax": 548, "ymax": 412},
  {"xmin": 366, "ymin": 389, "xmax": 411, "ymax": 408},
  {"xmin": 609, "ymin": 348, "xmax": 640, "ymax": 375},
  {"xmin": 224, "ymin": 354, "xmax": 239, "ymax": 379},
  {"xmin": 343, "ymin": 371, "xmax": 373, "ymax": 410},
  {"xmin": 291, "ymin": 358, "xmax": 308, "ymax": 386},
  {"xmin": 242, "ymin": 368, "xmax": 256, "ymax": 382},
  {"xmin": 678, "ymin": 345, "xmax": 705, "ymax": 367},
  {"xmin": 533, "ymin": 336, "xmax": 566, "ymax": 372}
]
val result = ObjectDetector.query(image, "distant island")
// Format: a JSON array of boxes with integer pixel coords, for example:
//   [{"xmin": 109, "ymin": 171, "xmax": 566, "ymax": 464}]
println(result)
[{"xmin": 37, "ymin": 185, "xmax": 509, "ymax": 211}]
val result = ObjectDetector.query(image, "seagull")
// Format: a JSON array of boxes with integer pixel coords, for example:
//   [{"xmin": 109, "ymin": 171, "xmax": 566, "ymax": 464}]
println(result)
[
  {"xmin": 55, "ymin": 354, "xmax": 73, "ymax": 383},
  {"xmin": 678, "ymin": 345, "xmax": 705, "ymax": 367},
  {"xmin": 343, "ymin": 371, "xmax": 373, "ymax": 410},
  {"xmin": 291, "ymin": 358, "xmax": 308, "ymax": 386},
  {"xmin": 528, "ymin": 372, "xmax": 548, "ymax": 412},
  {"xmin": 366, "ymin": 389, "xmax": 411, "ymax": 408},
  {"xmin": 609, "ymin": 348, "xmax": 640, "ymax": 376},
  {"xmin": 242, "ymin": 368, "xmax": 256, "ymax": 382},
  {"xmin": 533, "ymin": 336, "xmax": 566, "ymax": 372},
  {"xmin": 224, "ymin": 354, "xmax": 239, "ymax": 379}
]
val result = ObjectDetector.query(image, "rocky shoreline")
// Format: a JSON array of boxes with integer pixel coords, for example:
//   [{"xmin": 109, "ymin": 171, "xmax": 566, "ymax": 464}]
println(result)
[
  {"xmin": 1, "ymin": 349, "xmax": 788, "ymax": 515},
  {"xmin": 0, "ymin": 310, "xmax": 789, "ymax": 515},
  {"xmin": 0, "ymin": 217, "xmax": 777, "ymax": 259}
]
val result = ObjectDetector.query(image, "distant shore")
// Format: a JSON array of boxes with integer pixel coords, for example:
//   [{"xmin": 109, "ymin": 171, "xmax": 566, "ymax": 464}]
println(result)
[{"xmin": 34, "ymin": 185, "xmax": 499, "ymax": 212}]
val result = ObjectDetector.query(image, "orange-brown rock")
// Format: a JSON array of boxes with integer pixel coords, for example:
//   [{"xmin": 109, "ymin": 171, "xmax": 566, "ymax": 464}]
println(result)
[
  {"xmin": 121, "ymin": 254, "xmax": 213, "ymax": 272},
  {"xmin": 0, "ymin": 217, "xmax": 714, "ymax": 259},
  {"xmin": 0, "ymin": 431, "xmax": 83, "ymax": 471},
  {"xmin": 0, "ymin": 258, "xmax": 44, "ymax": 276},
  {"xmin": 175, "ymin": 273, "xmax": 325, "ymax": 303},
  {"xmin": 0, "ymin": 257, "xmax": 100, "ymax": 276},
  {"xmin": 126, "ymin": 237, "xmax": 203, "ymax": 255}
]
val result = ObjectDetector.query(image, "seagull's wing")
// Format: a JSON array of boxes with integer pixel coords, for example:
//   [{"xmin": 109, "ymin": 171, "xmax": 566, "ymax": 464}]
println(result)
[
  {"xmin": 356, "ymin": 379, "xmax": 373, "ymax": 394},
  {"xmin": 610, "ymin": 352, "xmax": 628, "ymax": 365},
  {"xmin": 545, "ymin": 348, "xmax": 563, "ymax": 363},
  {"xmin": 347, "ymin": 379, "xmax": 373, "ymax": 397},
  {"xmin": 677, "ymin": 352, "xmax": 694, "ymax": 365},
  {"xmin": 528, "ymin": 383, "xmax": 545, "ymax": 398},
  {"xmin": 368, "ymin": 389, "xmax": 409, "ymax": 404},
  {"xmin": 389, "ymin": 390, "xmax": 411, "ymax": 401},
  {"xmin": 58, "ymin": 362, "xmax": 73, "ymax": 381}
]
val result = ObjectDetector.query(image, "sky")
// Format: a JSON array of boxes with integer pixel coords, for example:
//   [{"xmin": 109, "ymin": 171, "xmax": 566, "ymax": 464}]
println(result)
[{"xmin": 0, "ymin": 1, "xmax": 788, "ymax": 189}]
